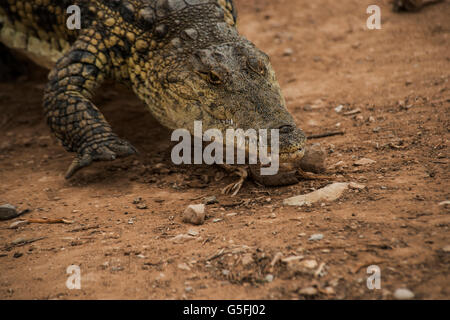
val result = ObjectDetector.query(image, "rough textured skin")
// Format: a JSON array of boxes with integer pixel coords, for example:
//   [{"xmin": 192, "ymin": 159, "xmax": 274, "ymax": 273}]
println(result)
[{"xmin": 0, "ymin": 0, "xmax": 306, "ymax": 184}]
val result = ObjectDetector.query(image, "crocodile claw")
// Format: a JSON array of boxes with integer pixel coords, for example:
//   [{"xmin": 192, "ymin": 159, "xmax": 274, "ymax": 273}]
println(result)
[
  {"xmin": 222, "ymin": 167, "xmax": 248, "ymax": 196},
  {"xmin": 65, "ymin": 138, "xmax": 137, "ymax": 179}
]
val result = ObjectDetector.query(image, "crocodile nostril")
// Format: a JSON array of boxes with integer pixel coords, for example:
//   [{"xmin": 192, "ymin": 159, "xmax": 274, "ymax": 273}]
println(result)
[{"xmin": 279, "ymin": 125, "xmax": 294, "ymax": 134}]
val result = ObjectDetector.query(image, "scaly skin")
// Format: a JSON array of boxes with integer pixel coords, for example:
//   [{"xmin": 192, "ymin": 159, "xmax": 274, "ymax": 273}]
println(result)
[{"xmin": 0, "ymin": 0, "xmax": 306, "ymax": 188}]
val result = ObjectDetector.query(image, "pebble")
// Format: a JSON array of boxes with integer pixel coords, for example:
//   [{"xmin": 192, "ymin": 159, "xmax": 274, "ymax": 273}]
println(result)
[
  {"xmin": 334, "ymin": 105, "xmax": 344, "ymax": 113},
  {"xmin": 136, "ymin": 203, "xmax": 148, "ymax": 209},
  {"xmin": 182, "ymin": 204, "xmax": 206, "ymax": 225},
  {"xmin": 265, "ymin": 274, "xmax": 274, "ymax": 283},
  {"xmin": 282, "ymin": 255, "xmax": 304, "ymax": 263},
  {"xmin": 185, "ymin": 286, "xmax": 193, "ymax": 293},
  {"xmin": 442, "ymin": 245, "xmax": 450, "ymax": 253},
  {"xmin": 187, "ymin": 229, "xmax": 199, "ymax": 237},
  {"xmin": 177, "ymin": 263, "xmax": 191, "ymax": 271},
  {"xmin": 354, "ymin": 158, "xmax": 376, "ymax": 166},
  {"xmin": 324, "ymin": 286, "xmax": 335, "ymax": 295},
  {"xmin": 111, "ymin": 266, "xmax": 124, "ymax": 272},
  {"xmin": 204, "ymin": 196, "xmax": 218, "ymax": 205},
  {"xmin": 241, "ymin": 253, "xmax": 254, "ymax": 266},
  {"xmin": 171, "ymin": 234, "xmax": 196, "ymax": 243},
  {"xmin": 284, "ymin": 183, "xmax": 349, "ymax": 206},
  {"xmin": 349, "ymin": 182, "xmax": 366, "ymax": 190},
  {"xmin": 213, "ymin": 218, "xmax": 222, "ymax": 223},
  {"xmin": 0, "ymin": 204, "xmax": 19, "ymax": 220},
  {"xmin": 302, "ymin": 260, "xmax": 318, "ymax": 269},
  {"xmin": 226, "ymin": 212, "xmax": 238, "ymax": 217},
  {"xmin": 394, "ymin": 288, "xmax": 415, "ymax": 300},
  {"xmin": 309, "ymin": 233, "xmax": 324, "ymax": 241},
  {"xmin": 299, "ymin": 287, "xmax": 318, "ymax": 296},
  {"xmin": 9, "ymin": 220, "xmax": 29, "ymax": 229},
  {"xmin": 283, "ymin": 48, "xmax": 294, "ymax": 56},
  {"xmin": 13, "ymin": 252, "xmax": 23, "ymax": 258}
]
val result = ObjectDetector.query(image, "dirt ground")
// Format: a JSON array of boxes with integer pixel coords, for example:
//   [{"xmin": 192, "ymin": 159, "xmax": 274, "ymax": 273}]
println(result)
[{"xmin": 0, "ymin": 0, "xmax": 449, "ymax": 300}]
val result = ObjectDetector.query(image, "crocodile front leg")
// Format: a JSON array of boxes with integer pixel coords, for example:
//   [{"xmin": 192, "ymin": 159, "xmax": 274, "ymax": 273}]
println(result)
[{"xmin": 43, "ymin": 30, "xmax": 137, "ymax": 179}]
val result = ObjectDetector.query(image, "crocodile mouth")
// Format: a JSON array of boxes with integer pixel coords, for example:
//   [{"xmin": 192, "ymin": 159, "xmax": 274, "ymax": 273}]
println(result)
[{"xmin": 279, "ymin": 147, "xmax": 305, "ymax": 162}]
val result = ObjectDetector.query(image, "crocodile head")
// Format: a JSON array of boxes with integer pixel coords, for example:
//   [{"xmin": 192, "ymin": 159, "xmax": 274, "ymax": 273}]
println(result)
[{"xmin": 132, "ymin": 9, "xmax": 306, "ymax": 167}]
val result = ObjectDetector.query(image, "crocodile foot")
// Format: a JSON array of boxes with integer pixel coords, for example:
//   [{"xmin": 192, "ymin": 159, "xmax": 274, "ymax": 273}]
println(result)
[{"xmin": 65, "ymin": 137, "xmax": 137, "ymax": 179}]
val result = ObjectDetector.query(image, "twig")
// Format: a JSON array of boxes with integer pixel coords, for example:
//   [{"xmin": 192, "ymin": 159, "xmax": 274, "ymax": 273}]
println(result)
[
  {"xmin": 25, "ymin": 218, "xmax": 74, "ymax": 224},
  {"xmin": 307, "ymin": 131, "xmax": 344, "ymax": 139},
  {"xmin": 4, "ymin": 236, "xmax": 46, "ymax": 250}
]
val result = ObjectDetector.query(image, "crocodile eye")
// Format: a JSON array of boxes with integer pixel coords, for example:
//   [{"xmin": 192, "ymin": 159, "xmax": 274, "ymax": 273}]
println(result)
[
  {"xmin": 247, "ymin": 57, "xmax": 266, "ymax": 75},
  {"xmin": 208, "ymin": 71, "xmax": 222, "ymax": 84}
]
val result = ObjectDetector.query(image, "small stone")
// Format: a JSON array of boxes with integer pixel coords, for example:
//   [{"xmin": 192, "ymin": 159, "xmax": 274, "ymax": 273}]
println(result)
[
  {"xmin": 13, "ymin": 252, "xmax": 23, "ymax": 258},
  {"xmin": 182, "ymin": 204, "xmax": 206, "ymax": 225},
  {"xmin": 349, "ymin": 182, "xmax": 366, "ymax": 190},
  {"xmin": 111, "ymin": 266, "xmax": 124, "ymax": 272},
  {"xmin": 394, "ymin": 288, "xmax": 415, "ymax": 300},
  {"xmin": 302, "ymin": 260, "xmax": 318, "ymax": 269},
  {"xmin": 226, "ymin": 212, "xmax": 238, "ymax": 217},
  {"xmin": 222, "ymin": 269, "xmax": 230, "ymax": 276},
  {"xmin": 0, "ymin": 204, "xmax": 19, "ymax": 220},
  {"xmin": 309, "ymin": 233, "xmax": 324, "ymax": 241},
  {"xmin": 187, "ymin": 229, "xmax": 199, "ymax": 237},
  {"xmin": 265, "ymin": 274, "xmax": 274, "ymax": 282},
  {"xmin": 185, "ymin": 286, "xmax": 193, "ymax": 293},
  {"xmin": 241, "ymin": 253, "xmax": 253, "ymax": 266},
  {"xmin": 442, "ymin": 245, "xmax": 450, "ymax": 253},
  {"xmin": 136, "ymin": 254, "xmax": 146, "ymax": 259},
  {"xmin": 171, "ymin": 234, "xmax": 195, "ymax": 243},
  {"xmin": 203, "ymin": 196, "xmax": 218, "ymax": 205},
  {"xmin": 213, "ymin": 218, "xmax": 222, "ymax": 223},
  {"xmin": 282, "ymin": 255, "xmax": 304, "ymax": 263},
  {"xmin": 354, "ymin": 158, "xmax": 376, "ymax": 166},
  {"xmin": 177, "ymin": 263, "xmax": 191, "ymax": 271},
  {"xmin": 136, "ymin": 203, "xmax": 148, "ymax": 209},
  {"xmin": 9, "ymin": 220, "xmax": 29, "ymax": 229},
  {"xmin": 324, "ymin": 286, "xmax": 335, "ymax": 295},
  {"xmin": 299, "ymin": 287, "xmax": 318, "ymax": 296},
  {"xmin": 283, "ymin": 48, "xmax": 294, "ymax": 56},
  {"xmin": 334, "ymin": 105, "xmax": 344, "ymax": 113},
  {"xmin": 284, "ymin": 183, "xmax": 349, "ymax": 206}
]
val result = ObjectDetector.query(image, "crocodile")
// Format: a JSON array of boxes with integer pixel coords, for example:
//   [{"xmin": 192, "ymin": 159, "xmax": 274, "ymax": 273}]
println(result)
[{"xmin": 0, "ymin": 0, "xmax": 307, "ymax": 193}]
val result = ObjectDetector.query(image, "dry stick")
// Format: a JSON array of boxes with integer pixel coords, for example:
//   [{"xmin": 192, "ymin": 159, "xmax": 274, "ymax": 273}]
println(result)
[{"xmin": 307, "ymin": 131, "xmax": 345, "ymax": 139}]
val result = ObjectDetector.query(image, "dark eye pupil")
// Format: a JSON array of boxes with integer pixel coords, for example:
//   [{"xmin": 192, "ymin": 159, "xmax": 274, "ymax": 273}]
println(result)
[{"xmin": 210, "ymin": 72, "xmax": 220, "ymax": 83}]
